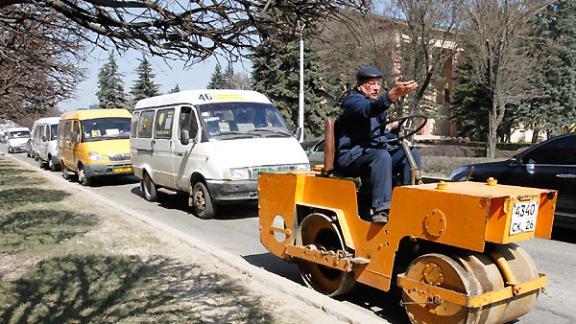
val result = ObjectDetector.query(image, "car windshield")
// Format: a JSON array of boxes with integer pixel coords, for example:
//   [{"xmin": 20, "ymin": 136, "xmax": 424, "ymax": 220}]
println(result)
[
  {"xmin": 50, "ymin": 124, "xmax": 58, "ymax": 140},
  {"xmin": 197, "ymin": 102, "xmax": 291, "ymax": 140},
  {"xmin": 8, "ymin": 130, "xmax": 30, "ymax": 138},
  {"xmin": 81, "ymin": 118, "xmax": 131, "ymax": 142}
]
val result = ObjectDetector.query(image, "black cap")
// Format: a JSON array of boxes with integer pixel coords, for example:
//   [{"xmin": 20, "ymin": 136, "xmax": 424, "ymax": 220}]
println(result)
[{"xmin": 356, "ymin": 67, "xmax": 383, "ymax": 80}]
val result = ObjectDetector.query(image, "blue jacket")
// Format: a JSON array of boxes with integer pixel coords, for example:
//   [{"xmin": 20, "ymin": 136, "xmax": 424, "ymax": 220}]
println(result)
[{"xmin": 335, "ymin": 89, "xmax": 395, "ymax": 168}]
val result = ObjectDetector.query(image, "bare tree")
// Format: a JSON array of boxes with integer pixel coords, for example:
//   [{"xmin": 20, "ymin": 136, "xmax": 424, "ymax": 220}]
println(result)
[
  {"xmin": 0, "ymin": 12, "xmax": 84, "ymax": 122},
  {"xmin": 393, "ymin": 0, "xmax": 464, "ymax": 116},
  {"xmin": 463, "ymin": 0, "xmax": 552, "ymax": 157},
  {"xmin": 314, "ymin": 10, "xmax": 399, "ymax": 101},
  {"xmin": 314, "ymin": 1, "xmax": 463, "ymax": 122},
  {"xmin": 0, "ymin": 0, "xmax": 367, "ymax": 64},
  {"xmin": 228, "ymin": 73, "xmax": 252, "ymax": 90}
]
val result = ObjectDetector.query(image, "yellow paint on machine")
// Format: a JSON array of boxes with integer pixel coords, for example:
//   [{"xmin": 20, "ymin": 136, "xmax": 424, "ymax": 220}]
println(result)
[{"xmin": 258, "ymin": 172, "xmax": 557, "ymax": 323}]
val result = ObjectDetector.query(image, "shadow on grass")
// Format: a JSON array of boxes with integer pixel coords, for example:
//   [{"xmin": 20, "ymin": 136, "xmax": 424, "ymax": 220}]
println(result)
[
  {"xmin": 0, "ymin": 188, "xmax": 70, "ymax": 210},
  {"xmin": 0, "ymin": 175, "xmax": 44, "ymax": 187},
  {"xmin": 0, "ymin": 210, "xmax": 98, "ymax": 254},
  {"xmin": 0, "ymin": 168, "xmax": 36, "ymax": 176},
  {"xmin": 0, "ymin": 255, "xmax": 273, "ymax": 323}
]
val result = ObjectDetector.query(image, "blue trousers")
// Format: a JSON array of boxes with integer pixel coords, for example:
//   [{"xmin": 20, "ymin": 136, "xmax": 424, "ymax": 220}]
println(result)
[{"xmin": 337, "ymin": 147, "xmax": 421, "ymax": 210}]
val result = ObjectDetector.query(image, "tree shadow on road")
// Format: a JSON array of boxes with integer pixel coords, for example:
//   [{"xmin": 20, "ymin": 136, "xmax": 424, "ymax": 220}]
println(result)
[
  {"xmin": 129, "ymin": 187, "xmax": 258, "ymax": 220},
  {"xmin": 243, "ymin": 252, "xmax": 411, "ymax": 324},
  {"xmin": 0, "ymin": 255, "xmax": 273, "ymax": 323},
  {"xmin": 88, "ymin": 175, "xmax": 140, "ymax": 188},
  {"xmin": 0, "ymin": 209, "xmax": 98, "ymax": 254},
  {"xmin": 0, "ymin": 188, "xmax": 70, "ymax": 210}
]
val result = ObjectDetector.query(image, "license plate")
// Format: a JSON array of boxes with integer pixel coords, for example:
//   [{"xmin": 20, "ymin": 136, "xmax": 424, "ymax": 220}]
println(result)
[
  {"xmin": 510, "ymin": 201, "xmax": 539, "ymax": 235},
  {"xmin": 113, "ymin": 167, "xmax": 132, "ymax": 174}
]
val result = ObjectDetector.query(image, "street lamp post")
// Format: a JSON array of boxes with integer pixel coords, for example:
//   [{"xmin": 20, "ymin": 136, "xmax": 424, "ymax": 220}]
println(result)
[{"xmin": 298, "ymin": 22, "xmax": 305, "ymax": 143}]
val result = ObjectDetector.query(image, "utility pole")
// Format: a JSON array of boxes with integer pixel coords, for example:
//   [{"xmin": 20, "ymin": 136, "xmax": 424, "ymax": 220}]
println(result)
[{"xmin": 298, "ymin": 21, "xmax": 305, "ymax": 143}]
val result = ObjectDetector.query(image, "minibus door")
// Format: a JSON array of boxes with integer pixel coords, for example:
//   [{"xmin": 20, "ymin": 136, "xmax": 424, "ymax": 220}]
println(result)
[
  {"xmin": 152, "ymin": 108, "xmax": 177, "ymax": 188},
  {"xmin": 71, "ymin": 120, "xmax": 81, "ymax": 168},
  {"xmin": 173, "ymin": 106, "xmax": 201, "ymax": 191},
  {"xmin": 39, "ymin": 125, "xmax": 49, "ymax": 158}
]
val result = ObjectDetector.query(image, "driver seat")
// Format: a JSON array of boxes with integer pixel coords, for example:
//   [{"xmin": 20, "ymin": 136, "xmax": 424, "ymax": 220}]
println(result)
[
  {"xmin": 323, "ymin": 119, "xmax": 336, "ymax": 176},
  {"xmin": 323, "ymin": 119, "xmax": 361, "ymax": 184}
]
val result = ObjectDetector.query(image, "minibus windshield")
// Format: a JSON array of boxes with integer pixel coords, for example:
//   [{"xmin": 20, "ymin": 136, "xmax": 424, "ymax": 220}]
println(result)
[
  {"xmin": 198, "ymin": 102, "xmax": 291, "ymax": 140},
  {"xmin": 50, "ymin": 124, "xmax": 58, "ymax": 140},
  {"xmin": 81, "ymin": 118, "xmax": 131, "ymax": 142},
  {"xmin": 8, "ymin": 130, "xmax": 30, "ymax": 139}
]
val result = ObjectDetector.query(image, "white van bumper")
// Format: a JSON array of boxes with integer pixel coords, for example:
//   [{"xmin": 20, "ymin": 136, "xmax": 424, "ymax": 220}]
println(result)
[{"xmin": 206, "ymin": 180, "xmax": 258, "ymax": 202}]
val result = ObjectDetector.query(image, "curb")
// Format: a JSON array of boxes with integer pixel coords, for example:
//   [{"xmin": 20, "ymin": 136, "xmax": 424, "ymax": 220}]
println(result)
[{"xmin": 6, "ymin": 154, "xmax": 387, "ymax": 324}]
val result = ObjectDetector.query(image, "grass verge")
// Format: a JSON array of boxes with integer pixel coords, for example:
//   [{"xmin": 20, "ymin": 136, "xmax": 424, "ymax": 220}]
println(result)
[{"xmin": 0, "ymin": 156, "xmax": 275, "ymax": 323}]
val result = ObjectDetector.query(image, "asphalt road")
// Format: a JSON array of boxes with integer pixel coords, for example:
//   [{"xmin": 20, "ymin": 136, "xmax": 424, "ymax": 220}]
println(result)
[{"xmin": 3, "ymin": 147, "xmax": 576, "ymax": 324}]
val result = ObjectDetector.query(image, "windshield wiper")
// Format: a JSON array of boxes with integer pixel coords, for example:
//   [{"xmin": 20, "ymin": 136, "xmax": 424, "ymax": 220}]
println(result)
[
  {"xmin": 213, "ymin": 131, "xmax": 260, "ymax": 140},
  {"xmin": 248, "ymin": 129, "xmax": 292, "ymax": 137}
]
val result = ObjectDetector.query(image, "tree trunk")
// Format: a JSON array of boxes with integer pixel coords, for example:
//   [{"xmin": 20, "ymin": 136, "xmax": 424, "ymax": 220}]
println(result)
[
  {"xmin": 487, "ymin": 113, "xmax": 498, "ymax": 158},
  {"xmin": 531, "ymin": 128, "xmax": 540, "ymax": 144}
]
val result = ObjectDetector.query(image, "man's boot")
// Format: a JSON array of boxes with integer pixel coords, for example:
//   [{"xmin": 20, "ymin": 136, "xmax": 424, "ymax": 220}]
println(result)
[{"xmin": 370, "ymin": 205, "xmax": 389, "ymax": 224}]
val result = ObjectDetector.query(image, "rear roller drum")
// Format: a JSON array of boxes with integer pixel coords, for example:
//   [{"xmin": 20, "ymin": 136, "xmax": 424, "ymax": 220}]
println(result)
[{"xmin": 296, "ymin": 213, "xmax": 355, "ymax": 297}]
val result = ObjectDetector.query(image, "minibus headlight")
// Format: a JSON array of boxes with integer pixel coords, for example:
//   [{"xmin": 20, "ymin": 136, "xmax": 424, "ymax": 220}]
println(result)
[
  {"xmin": 223, "ymin": 168, "xmax": 250, "ymax": 180},
  {"xmin": 88, "ymin": 151, "xmax": 104, "ymax": 161}
]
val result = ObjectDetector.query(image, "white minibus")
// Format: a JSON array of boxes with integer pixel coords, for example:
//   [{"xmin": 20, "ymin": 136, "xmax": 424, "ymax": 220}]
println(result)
[{"xmin": 131, "ymin": 90, "xmax": 309, "ymax": 219}]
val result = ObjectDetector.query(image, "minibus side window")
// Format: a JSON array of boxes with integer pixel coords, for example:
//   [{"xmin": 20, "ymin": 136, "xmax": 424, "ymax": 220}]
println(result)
[
  {"xmin": 138, "ymin": 110, "xmax": 155, "ymax": 138},
  {"xmin": 179, "ymin": 106, "xmax": 199, "ymax": 140},
  {"xmin": 50, "ymin": 124, "xmax": 58, "ymax": 140},
  {"xmin": 43, "ymin": 125, "xmax": 49, "ymax": 141},
  {"xmin": 154, "ymin": 108, "xmax": 175, "ymax": 139},
  {"xmin": 63, "ymin": 121, "xmax": 72, "ymax": 141},
  {"xmin": 131, "ymin": 112, "xmax": 140, "ymax": 138},
  {"xmin": 36, "ymin": 126, "xmax": 42, "ymax": 141},
  {"xmin": 72, "ymin": 121, "xmax": 81, "ymax": 142}
]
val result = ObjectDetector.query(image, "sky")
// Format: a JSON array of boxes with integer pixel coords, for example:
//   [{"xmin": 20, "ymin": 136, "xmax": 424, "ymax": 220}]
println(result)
[{"xmin": 58, "ymin": 47, "xmax": 252, "ymax": 112}]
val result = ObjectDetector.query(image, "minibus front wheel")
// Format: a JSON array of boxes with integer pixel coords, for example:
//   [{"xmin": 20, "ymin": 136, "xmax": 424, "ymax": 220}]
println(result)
[
  {"xmin": 78, "ymin": 164, "xmax": 92, "ymax": 186},
  {"xmin": 191, "ymin": 182, "xmax": 216, "ymax": 219},
  {"xmin": 142, "ymin": 172, "xmax": 158, "ymax": 202}
]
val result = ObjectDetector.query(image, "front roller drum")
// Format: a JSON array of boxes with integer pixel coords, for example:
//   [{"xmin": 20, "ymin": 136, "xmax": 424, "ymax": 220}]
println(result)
[
  {"xmin": 401, "ymin": 244, "xmax": 540, "ymax": 324},
  {"xmin": 296, "ymin": 213, "xmax": 355, "ymax": 297}
]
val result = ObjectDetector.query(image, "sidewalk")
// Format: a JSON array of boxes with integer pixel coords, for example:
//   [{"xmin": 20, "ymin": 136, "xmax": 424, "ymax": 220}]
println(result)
[{"xmin": 0, "ymin": 154, "xmax": 359, "ymax": 323}]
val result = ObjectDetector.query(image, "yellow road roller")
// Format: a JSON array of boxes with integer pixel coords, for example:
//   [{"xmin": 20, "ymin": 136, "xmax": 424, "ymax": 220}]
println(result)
[{"xmin": 258, "ymin": 118, "xmax": 556, "ymax": 323}]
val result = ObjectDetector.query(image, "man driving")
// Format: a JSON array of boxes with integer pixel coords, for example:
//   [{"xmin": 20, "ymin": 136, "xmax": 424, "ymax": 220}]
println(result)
[{"xmin": 334, "ymin": 67, "xmax": 420, "ymax": 223}]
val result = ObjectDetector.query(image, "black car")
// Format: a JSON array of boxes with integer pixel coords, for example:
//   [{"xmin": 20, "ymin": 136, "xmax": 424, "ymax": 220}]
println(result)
[{"xmin": 451, "ymin": 133, "xmax": 576, "ymax": 229}]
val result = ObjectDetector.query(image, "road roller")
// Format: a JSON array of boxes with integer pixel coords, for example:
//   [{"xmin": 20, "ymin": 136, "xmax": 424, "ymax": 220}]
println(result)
[{"xmin": 258, "ymin": 118, "xmax": 557, "ymax": 323}]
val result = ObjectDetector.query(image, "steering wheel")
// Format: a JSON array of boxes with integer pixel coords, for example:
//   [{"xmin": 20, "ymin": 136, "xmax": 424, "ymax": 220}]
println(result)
[{"xmin": 369, "ymin": 114, "xmax": 428, "ymax": 143}]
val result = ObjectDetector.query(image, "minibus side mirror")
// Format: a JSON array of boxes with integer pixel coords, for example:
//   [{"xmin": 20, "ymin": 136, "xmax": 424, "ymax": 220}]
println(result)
[
  {"xmin": 295, "ymin": 127, "xmax": 303, "ymax": 142},
  {"xmin": 71, "ymin": 132, "xmax": 79, "ymax": 143},
  {"xmin": 181, "ymin": 130, "xmax": 190, "ymax": 145},
  {"xmin": 41, "ymin": 135, "xmax": 48, "ymax": 142}
]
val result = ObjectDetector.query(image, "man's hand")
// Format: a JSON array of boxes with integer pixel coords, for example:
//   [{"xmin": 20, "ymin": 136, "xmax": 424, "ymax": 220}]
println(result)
[{"xmin": 388, "ymin": 76, "xmax": 418, "ymax": 103}]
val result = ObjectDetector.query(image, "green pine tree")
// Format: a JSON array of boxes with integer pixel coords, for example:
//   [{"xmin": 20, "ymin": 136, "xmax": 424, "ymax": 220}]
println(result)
[
  {"xmin": 130, "ymin": 56, "xmax": 160, "ymax": 103},
  {"xmin": 224, "ymin": 62, "xmax": 234, "ymax": 88},
  {"xmin": 452, "ymin": 62, "xmax": 518, "ymax": 142},
  {"xmin": 97, "ymin": 53, "xmax": 128, "ymax": 109},
  {"xmin": 169, "ymin": 84, "xmax": 181, "ymax": 93},
  {"xmin": 252, "ymin": 36, "xmax": 338, "ymax": 136},
  {"xmin": 452, "ymin": 62, "xmax": 491, "ymax": 141},
  {"xmin": 520, "ymin": 0, "xmax": 576, "ymax": 139},
  {"xmin": 207, "ymin": 64, "xmax": 226, "ymax": 89}
]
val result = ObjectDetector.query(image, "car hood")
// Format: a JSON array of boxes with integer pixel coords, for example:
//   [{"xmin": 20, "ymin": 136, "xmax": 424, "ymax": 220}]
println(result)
[
  {"xmin": 83, "ymin": 139, "xmax": 131, "ymax": 155},
  {"xmin": 8, "ymin": 138, "xmax": 29, "ymax": 146},
  {"xmin": 208, "ymin": 137, "xmax": 309, "ymax": 168},
  {"xmin": 451, "ymin": 159, "xmax": 510, "ymax": 181}
]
